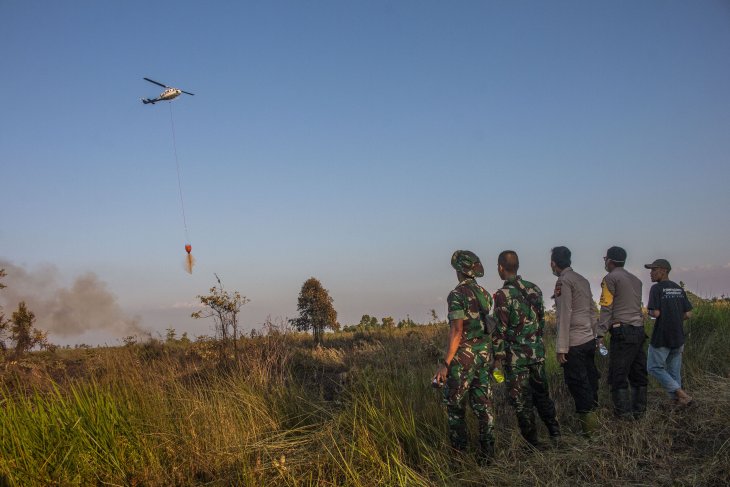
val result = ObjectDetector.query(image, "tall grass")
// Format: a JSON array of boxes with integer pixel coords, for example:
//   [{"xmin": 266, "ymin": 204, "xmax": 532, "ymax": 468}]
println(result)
[
  {"xmin": 683, "ymin": 301, "xmax": 730, "ymax": 378},
  {"xmin": 1, "ymin": 302, "xmax": 729, "ymax": 485}
]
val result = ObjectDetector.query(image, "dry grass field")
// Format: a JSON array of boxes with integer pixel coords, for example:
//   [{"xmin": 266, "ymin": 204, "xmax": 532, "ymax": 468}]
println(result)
[{"xmin": 1, "ymin": 302, "xmax": 729, "ymax": 486}]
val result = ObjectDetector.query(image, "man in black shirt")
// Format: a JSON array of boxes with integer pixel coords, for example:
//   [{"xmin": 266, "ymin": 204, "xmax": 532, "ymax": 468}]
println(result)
[{"xmin": 645, "ymin": 259, "xmax": 693, "ymax": 407}]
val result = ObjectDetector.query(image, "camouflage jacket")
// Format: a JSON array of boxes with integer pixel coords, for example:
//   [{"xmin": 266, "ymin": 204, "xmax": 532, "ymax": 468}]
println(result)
[
  {"xmin": 447, "ymin": 277, "xmax": 494, "ymax": 343},
  {"xmin": 492, "ymin": 275, "xmax": 546, "ymax": 368}
]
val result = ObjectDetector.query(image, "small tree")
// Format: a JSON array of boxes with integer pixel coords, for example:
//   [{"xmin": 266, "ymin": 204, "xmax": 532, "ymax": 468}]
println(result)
[
  {"xmin": 429, "ymin": 309, "xmax": 439, "ymax": 323},
  {"xmin": 382, "ymin": 316, "xmax": 395, "ymax": 329},
  {"xmin": 359, "ymin": 314, "xmax": 379, "ymax": 328},
  {"xmin": 397, "ymin": 316, "xmax": 415, "ymax": 328},
  {"xmin": 192, "ymin": 274, "xmax": 250, "ymax": 360},
  {"xmin": 9, "ymin": 302, "xmax": 53, "ymax": 357},
  {"xmin": 1, "ymin": 272, "xmax": 54, "ymax": 356},
  {"xmin": 12, "ymin": 302, "xmax": 35, "ymax": 355},
  {"xmin": 290, "ymin": 277, "xmax": 338, "ymax": 344}
]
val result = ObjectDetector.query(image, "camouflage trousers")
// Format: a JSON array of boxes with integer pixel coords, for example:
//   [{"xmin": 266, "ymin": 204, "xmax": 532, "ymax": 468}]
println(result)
[
  {"xmin": 443, "ymin": 340, "xmax": 494, "ymax": 453},
  {"xmin": 505, "ymin": 361, "xmax": 559, "ymax": 444}
]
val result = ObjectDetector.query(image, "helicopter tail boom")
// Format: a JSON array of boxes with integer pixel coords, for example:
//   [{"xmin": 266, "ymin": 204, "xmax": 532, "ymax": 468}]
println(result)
[{"xmin": 141, "ymin": 97, "xmax": 158, "ymax": 105}]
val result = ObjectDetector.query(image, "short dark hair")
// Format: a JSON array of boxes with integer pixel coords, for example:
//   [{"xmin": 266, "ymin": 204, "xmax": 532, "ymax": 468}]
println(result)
[
  {"xmin": 606, "ymin": 246, "xmax": 627, "ymax": 267},
  {"xmin": 498, "ymin": 250, "xmax": 519, "ymax": 273},
  {"xmin": 551, "ymin": 246, "xmax": 571, "ymax": 269}
]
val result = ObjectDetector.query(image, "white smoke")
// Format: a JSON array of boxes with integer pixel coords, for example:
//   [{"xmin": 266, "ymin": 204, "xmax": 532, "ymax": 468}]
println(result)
[{"xmin": 0, "ymin": 259, "xmax": 146, "ymax": 338}]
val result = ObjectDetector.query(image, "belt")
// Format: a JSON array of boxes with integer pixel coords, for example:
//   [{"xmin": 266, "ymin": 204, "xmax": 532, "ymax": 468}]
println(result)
[{"xmin": 611, "ymin": 322, "xmax": 642, "ymax": 328}]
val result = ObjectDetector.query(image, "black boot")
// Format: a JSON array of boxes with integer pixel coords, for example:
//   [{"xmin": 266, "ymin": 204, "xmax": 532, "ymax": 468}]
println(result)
[
  {"xmin": 522, "ymin": 426, "xmax": 539, "ymax": 447},
  {"xmin": 477, "ymin": 440, "xmax": 495, "ymax": 467},
  {"xmin": 545, "ymin": 418, "xmax": 561, "ymax": 438},
  {"xmin": 632, "ymin": 386, "xmax": 647, "ymax": 419},
  {"xmin": 611, "ymin": 388, "xmax": 633, "ymax": 420},
  {"xmin": 542, "ymin": 418, "xmax": 561, "ymax": 447},
  {"xmin": 517, "ymin": 412, "xmax": 540, "ymax": 447}
]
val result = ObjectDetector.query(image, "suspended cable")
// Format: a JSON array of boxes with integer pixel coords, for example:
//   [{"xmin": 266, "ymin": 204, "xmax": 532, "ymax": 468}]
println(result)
[
  {"xmin": 168, "ymin": 101, "xmax": 189, "ymax": 242},
  {"xmin": 168, "ymin": 101, "xmax": 194, "ymax": 273}
]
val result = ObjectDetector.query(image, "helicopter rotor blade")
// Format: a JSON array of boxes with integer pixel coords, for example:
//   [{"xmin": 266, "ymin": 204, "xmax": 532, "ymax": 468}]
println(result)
[
  {"xmin": 143, "ymin": 77, "xmax": 170, "ymax": 88},
  {"xmin": 181, "ymin": 90, "xmax": 195, "ymax": 96}
]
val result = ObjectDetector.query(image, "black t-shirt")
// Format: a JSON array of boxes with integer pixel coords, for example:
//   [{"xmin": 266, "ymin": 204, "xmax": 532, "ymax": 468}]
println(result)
[{"xmin": 647, "ymin": 280, "xmax": 692, "ymax": 348}]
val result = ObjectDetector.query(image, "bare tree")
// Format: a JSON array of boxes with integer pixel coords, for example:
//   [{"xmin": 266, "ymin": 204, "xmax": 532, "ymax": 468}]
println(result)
[{"xmin": 192, "ymin": 274, "xmax": 250, "ymax": 361}]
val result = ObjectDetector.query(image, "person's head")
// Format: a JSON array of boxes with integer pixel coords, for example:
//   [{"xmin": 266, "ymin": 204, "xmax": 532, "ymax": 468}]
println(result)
[
  {"xmin": 451, "ymin": 250, "xmax": 484, "ymax": 280},
  {"xmin": 550, "ymin": 246, "xmax": 571, "ymax": 276},
  {"xmin": 604, "ymin": 246, "xmax": 626, "ymax": 272},
  {"xmin": 497, "ymin": 250, "xmax": 519, "ymax": 280},
  {"xmin": 645, "ymin": 259, "xmax": 671, "ymax": 282}
]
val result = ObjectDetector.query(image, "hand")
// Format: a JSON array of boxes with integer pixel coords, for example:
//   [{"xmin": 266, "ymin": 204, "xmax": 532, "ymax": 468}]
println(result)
[
  {"xmin": 557, "ymin": 352, "xmax": 568, "ymax": 364},
  {"xmin": 433, "ymin": 364, "xmax": 448, "ymax": 386},
  {"xmin": 596, "ymin": 337, "xmax": 605, "ymax": 350}
]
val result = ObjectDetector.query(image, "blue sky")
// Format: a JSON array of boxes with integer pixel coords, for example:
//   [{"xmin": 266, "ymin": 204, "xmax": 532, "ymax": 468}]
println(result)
[{"xmin": 2, "ymin": 1, "xmax": 729, "ymax": 344}]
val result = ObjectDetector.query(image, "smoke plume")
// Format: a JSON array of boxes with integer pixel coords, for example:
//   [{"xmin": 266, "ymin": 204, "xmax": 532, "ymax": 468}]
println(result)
[{"xmin": 0, "ymin": 259, "xmax": 146, "ymax": 338}]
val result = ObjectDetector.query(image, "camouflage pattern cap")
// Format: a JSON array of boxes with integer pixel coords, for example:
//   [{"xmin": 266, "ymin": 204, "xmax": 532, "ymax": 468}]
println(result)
[{"xmin": 451, "ymin": 250, "xmax": 485, "ymax": 278}]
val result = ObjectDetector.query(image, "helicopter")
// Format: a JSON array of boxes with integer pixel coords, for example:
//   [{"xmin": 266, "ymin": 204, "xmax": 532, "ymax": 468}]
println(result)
[{"xmin": 141, "ymin": 77, "xmax": 194, "ymax": 104}]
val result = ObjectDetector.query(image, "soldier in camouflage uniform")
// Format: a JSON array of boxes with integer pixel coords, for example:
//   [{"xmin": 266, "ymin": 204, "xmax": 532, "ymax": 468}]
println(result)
[
  {"xmin": 432, "ymin": 250, "xmax": 495, "ymax": 462},
  {"xmin": 492, "ymin": 250, "xmax": 560, "ymax": 447}
]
